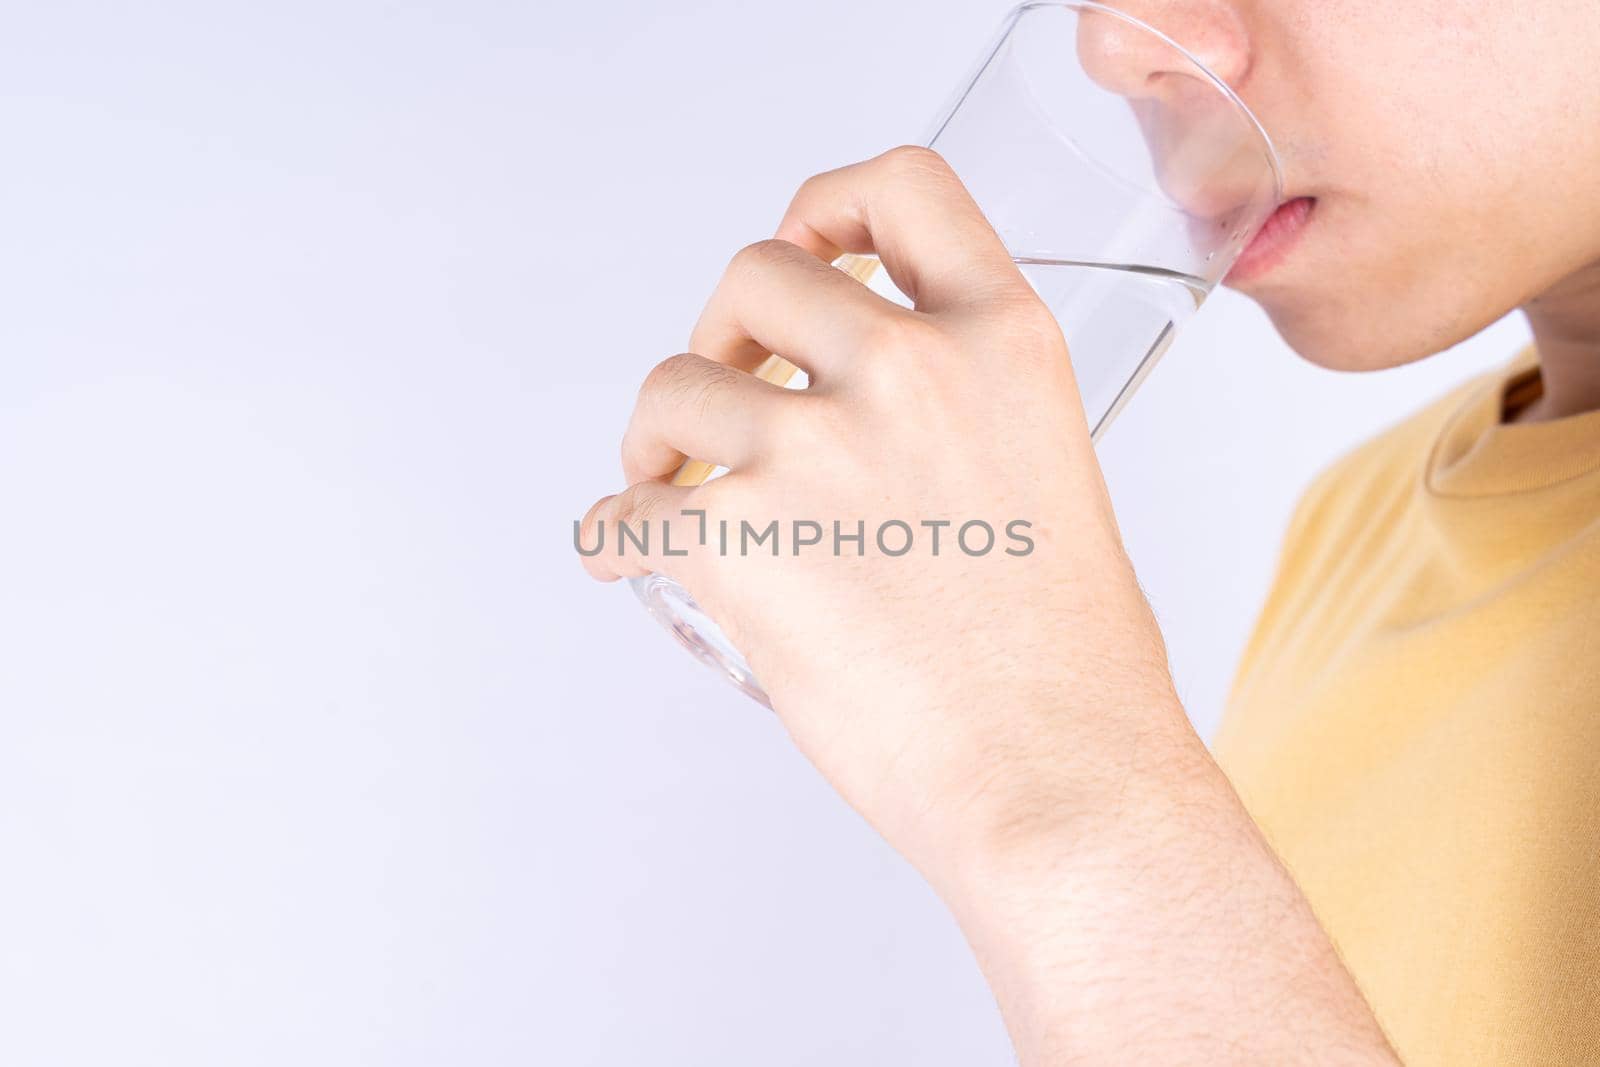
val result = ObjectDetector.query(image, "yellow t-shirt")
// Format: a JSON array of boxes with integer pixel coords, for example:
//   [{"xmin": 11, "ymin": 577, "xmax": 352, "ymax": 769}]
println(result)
[{"xmin": 1213, "ymin": 347, "xmax": 1600, "ymax": 1065}]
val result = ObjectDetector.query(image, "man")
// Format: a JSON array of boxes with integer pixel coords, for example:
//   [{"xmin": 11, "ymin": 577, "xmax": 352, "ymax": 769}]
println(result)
[{"xmin": 579, "ymin": 0, "xmax": 1600, "ymax": 1061}]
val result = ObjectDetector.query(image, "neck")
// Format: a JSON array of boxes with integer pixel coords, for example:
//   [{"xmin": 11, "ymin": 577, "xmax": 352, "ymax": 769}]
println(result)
[{"xmin": 1515, "ymin": 263, "xmax": 1600, "ymax": 423}]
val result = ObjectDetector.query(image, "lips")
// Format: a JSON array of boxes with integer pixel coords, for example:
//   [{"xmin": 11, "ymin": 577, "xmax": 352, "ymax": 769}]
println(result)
[{"xmin": 1226, "ymin": 196, "xmax": 1315, "ymax": 284}]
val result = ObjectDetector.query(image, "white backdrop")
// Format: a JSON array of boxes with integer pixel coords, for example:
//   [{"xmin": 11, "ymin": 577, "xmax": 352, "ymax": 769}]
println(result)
[{"xmin": 0, "ymin": 1, "xmax": 1527, "ymax": 1064}]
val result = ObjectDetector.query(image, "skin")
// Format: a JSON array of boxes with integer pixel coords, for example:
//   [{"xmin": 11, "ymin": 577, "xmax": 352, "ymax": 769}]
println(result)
[{"xmin": 581, "ymin": 0, "xmax": 1600, "ymax": 1061}]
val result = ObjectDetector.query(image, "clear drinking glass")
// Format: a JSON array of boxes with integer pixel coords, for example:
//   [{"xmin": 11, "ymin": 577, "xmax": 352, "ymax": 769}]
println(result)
[{"xmin": 631, "ymin": 0, "xmax": 1283, "ymax": 707}]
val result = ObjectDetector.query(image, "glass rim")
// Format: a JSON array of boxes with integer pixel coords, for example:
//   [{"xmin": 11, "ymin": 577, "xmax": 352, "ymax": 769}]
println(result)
[{"xmin": 1009, "ymin": 0, "xmax": 1285, "ymax": 202}]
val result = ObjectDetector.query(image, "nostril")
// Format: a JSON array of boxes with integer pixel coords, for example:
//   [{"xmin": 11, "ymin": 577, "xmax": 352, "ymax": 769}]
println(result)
[{"xmin": 1077, "ymin": 13, "xmax": 1170, "ymax": 98}]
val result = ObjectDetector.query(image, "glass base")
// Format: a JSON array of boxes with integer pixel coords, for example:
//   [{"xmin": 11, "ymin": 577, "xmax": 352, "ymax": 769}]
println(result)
[{"xmin": 629, "ymin": 573, "xmax": 771, "ymax": 708}]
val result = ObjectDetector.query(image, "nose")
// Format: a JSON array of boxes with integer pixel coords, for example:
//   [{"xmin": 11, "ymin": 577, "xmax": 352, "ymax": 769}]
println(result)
[
  {"xmin": 1069, "ymin": 1, "xmax": 1276, "ymax": 229},
  {"xmin": 1076, "ymin": 0, "xmax": 1252, "ymax": 96}
]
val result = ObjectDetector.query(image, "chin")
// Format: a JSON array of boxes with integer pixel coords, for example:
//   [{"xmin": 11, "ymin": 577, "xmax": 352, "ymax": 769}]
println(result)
[
  {"xmin": 1258, "ymin": 305, "xmax": 1419, "ymax": 372},
  {"xmin": 1253, "ymin": 277, "xmax": 1480, "ymax": 373}
]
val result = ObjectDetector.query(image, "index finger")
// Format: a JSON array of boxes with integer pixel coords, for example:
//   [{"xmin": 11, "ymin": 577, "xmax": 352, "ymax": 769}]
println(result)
[{"xmin": 773, "ymin": 145, "xmax": 1027, "ymax": 314}]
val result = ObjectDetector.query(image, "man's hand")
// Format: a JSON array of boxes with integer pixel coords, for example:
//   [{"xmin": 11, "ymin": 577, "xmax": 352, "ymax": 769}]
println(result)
[
  {"xmin": 580, "ymin": 146, "xmax": 1398, "ymax": 1064},
  {"xmin": 580, "ymin": 145, "xmax": 1169, "ymax": 868}
]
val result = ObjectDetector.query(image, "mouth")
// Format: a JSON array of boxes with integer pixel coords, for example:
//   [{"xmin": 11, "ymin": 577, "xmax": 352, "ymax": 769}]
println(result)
[{"xmin": 1225, "ymin": 196, "xmax": 1316, "ymax": 285}]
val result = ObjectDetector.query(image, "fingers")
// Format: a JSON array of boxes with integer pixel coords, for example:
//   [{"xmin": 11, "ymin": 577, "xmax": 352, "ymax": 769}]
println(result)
[
  {"xmin": 582, "ymin": 147, "xmax": 1039, "ymax": 594},
  {"xmin": 620, "ymin": 352, "xmax": 800, "ymax": 484},
  {"xmin": 687, "ymin": 237, "xmax": 916, "ymax": 382},
  {"xmin": 773, "ymin": 145, "xmax": 1026, "ymax": 314},
  {"xmin": 577, "ymin": 480, "xmax": 706, "ymax": 583}
]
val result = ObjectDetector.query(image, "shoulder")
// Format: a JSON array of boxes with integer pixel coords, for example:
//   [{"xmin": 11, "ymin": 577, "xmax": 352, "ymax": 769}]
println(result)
[{"xmin": 1224, "ymin": 362, "xmax": 1511, "ymax": 694}]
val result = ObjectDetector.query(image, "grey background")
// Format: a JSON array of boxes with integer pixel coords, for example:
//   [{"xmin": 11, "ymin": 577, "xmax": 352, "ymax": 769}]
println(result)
[{"xmin": 0, "ymin": 1, "xmax": 1526, "ymax": 1063}]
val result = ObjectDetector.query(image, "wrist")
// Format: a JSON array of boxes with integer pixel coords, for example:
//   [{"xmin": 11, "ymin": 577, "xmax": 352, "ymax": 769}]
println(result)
[{"xmin": 916, "ymin": 685, "xmax": 1204, "ymax": 906}]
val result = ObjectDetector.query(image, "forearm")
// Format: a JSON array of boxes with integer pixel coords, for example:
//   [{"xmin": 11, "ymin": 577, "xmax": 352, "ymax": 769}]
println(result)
[{"xmin": 932, "ymin": 696, "xmax": 1399, "ymax": 1066}]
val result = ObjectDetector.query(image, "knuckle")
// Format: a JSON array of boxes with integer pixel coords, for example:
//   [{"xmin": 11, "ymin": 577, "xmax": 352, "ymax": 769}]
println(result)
[
  {"xmin": 880, "ymin": 144, "xmax": 951, "ymax": 179},
  {"xmin": 794, "ymin": 168, "xmax": 831, "ymax": 203},
  {"xmin": 856, "ymin": 345, "xmax": 913, "ymax": 402},
  {"xmin": 640, "ymin": 352, "xmax": 704, "ymax": 403},
  {"xmin": 850, "ymin": 318, "xmax": 957, "ymax": 411},
  {"xmin": 687, "ymin": 361, "xmax": 738, "ymax": 421},
  {"xmin": 611, "ymin": 485, "xmax": 655, "ymax": 530},
  {"xmin": 997, "ymin": 295, "xmax": 1068, "ymax": 355},
  {"xmin": 866, "ymin": 310, "xmax": 942, "ymax": 356},
  {"xmin": 851, "ymin": 314, "xmax": 945, "ymax": 393},
  {"xmin": 650, "ymin": 353, "xmax": 735, "ymax": 421},
  {"xmin": 728, "ymin": 237, "xmax": 797, "ymax": 279}
]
